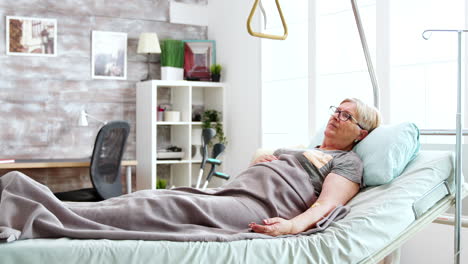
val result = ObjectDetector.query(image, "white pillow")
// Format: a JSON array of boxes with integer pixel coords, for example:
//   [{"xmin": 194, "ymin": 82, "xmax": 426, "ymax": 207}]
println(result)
[
  {"xmin": 309, "ymin": 122, "xmax": 421, "ymax": 186},
  {"xmin": 354, "ymin": 122, "xmax": 420, "ymax": 186}
]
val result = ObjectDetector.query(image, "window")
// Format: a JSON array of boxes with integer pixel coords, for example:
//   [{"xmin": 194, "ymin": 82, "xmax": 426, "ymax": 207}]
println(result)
[
  {"xmin": 389, "ymin": 0, "xmax": 465, "ymax": 143},
  {"xmin": 261, "ymin": 0, "xmax": 310, "ymax": 148},
  {"xmin": 315, "ymin": 0, "xmax": 467, "ymax": 144},
  {"xmin": 262, "ymin": 0, "xmax": 467, "ymax": 147},
  {"xmin": 315, "ymin": 0, "xmax": 376, "ymax": 128}
]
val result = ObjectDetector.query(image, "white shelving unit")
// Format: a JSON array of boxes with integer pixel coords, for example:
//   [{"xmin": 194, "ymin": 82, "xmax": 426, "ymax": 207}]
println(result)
[{"xmin": 136, "ymin": 80, "xmax": 226, "ymax": 190}]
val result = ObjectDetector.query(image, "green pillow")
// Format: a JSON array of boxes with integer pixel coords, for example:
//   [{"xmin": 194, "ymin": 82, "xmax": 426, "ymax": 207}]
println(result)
[{"xmin": 308, "ymin": 122, "xmax": 421, "ymax": 186}]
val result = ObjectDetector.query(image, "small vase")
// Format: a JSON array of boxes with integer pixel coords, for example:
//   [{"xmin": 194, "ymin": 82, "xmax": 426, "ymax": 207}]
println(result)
[
  {"xmin": 161, "ymin": 66, "xmax": 184, "ymax": 80},
  {"xmin": 211, "ymin": 74, "xmax": 221, "ymax": 82},
  {"xmin": 191, "ymin": 145, "xmax": 203, "ymax": 160}
]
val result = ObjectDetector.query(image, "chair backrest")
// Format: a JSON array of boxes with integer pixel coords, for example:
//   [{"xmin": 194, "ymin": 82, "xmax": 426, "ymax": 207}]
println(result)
[{"xmin": 90, "ymin": 121, "xmax": 130, "ymax": 200}]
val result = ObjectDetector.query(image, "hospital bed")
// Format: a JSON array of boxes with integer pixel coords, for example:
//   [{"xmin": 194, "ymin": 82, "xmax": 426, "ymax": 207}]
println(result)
[{"xmin": 0, "ymin": 150, "xmax": 461, "ymax": 264}]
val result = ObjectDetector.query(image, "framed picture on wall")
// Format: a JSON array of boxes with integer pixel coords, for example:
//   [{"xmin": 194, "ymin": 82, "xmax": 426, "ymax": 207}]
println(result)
[
  {"xmin": 91, "ymin": 31, "xmax": 127, "ymax": 80},
  {"xmin": 6, "ymin": 16, "xmax": 57, "ymax": 56},
  {"xmin": 183, "ymin": 40, "xmax": 216, "ymax": 81}
]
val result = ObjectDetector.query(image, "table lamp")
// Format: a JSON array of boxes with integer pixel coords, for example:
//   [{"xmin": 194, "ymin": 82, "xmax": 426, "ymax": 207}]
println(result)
[
  {"xmin": 79, "ymin": 110, "xmax": 106, "ymax": 126},
  {"xmin": 137, "ymin": 33, "xmax": 161, "ymax": 81}
]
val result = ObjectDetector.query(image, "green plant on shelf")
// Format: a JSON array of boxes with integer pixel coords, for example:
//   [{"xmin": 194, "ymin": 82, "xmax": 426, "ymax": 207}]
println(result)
[
  {"xmin": 156, "ymin": 179, "xmax": 167, "ymax": 189},
  {"xmin": 210, "ymin": 64, "xmax": 222, "ymax": 75},
  {"xmin": 210, "ymin": 64, "xmax": 222, "ymax": 82},
  {"xmin": 160, "ymin": 39, "xmax": 184, "ymax": 68},
  {"xmin": 202, "ymin": 109, "xmax": 227, "ymax": 145}
]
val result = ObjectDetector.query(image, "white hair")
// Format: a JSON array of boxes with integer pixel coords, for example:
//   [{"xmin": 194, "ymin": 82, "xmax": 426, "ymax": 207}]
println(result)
[{"xmin": 340, "ymin": 98, "xmax": 381, "ymax": 132}]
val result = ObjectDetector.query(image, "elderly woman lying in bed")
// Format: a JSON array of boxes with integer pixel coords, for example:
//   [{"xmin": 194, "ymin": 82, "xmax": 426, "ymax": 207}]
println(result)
[
  {"xmin": 249, "ymin": 98, "xmax": 381, "ymax": 236},
  {"xmin": 0, "ymin": 98, "xmax": 381, "ymax": 243}
]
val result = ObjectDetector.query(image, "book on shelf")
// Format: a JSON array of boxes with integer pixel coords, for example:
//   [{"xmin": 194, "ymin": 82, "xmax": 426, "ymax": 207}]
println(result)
[{"xmin": 0, "ymin": 159, "xmax": 15, "ymax": 164}]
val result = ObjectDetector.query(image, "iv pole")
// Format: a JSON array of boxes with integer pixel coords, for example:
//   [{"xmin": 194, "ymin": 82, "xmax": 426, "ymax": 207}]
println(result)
[{"xmin": 422, "ymin": 29, "xmax": 466, "ymax": 264}]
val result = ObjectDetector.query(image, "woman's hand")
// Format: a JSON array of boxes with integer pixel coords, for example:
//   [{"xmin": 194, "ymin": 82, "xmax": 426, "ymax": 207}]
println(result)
[
  {"xmin": 251, "ymin": 154, "xmax": 278, "ymax": 165},
  {"xmin": 249, "ymin": 217, "xmax": 295, "ymax": 236}
]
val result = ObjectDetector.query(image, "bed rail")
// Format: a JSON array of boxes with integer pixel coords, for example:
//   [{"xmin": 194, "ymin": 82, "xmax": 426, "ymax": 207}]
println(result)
[
  {"xmin": 412, "ymin": 180, "xmax": 451, "ymax": 219},
  {"xmin": 359, "ymin": 194, "xmax": 454, "ymax": 263},
  {"xmin": 359, "ymin": 188, "xmax": 468, "ymax": 264},
  {"xmin": 420, "ymin": 129, "xmax": 468, "ymax": 136}
]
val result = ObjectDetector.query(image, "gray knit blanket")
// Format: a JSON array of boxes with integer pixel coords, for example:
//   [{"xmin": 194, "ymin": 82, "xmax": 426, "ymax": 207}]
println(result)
[{"xmin": 0, "ymin": 154, "xmax": 350, "ymax": 243}]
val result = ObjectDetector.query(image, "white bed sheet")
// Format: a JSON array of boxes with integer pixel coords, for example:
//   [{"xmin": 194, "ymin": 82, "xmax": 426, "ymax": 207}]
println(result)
[{"xmin": 0, "ymin": 151, "xmax": 457, "ymax": 264}]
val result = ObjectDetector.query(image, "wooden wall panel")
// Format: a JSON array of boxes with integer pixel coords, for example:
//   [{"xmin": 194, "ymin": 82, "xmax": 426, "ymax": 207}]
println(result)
[
  {"xmin": 0, "ymin": 0, "xmax": 169, "ymax": 21},
  {"xmin": 175, "ymin": 0, "xmax": 208, "ymax": 5},
  {"xmin": 0, "ymin": 0, "xmax": 207, "ymax": 191}
]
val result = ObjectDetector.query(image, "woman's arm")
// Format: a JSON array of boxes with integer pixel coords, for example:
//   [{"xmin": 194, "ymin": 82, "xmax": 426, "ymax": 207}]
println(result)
[{"xmin": 249, "ymin": 172, "xmax": 360, "ymax": 236}]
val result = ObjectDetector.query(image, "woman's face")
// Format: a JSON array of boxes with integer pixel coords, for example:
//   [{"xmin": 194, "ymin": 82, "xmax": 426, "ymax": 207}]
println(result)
[{"xmin": 324, "ymin": 102, "xmax": 364, "ymax": 149}]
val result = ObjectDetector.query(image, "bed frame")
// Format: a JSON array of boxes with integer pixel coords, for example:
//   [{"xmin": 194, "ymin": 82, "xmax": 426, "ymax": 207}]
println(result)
[
  {"xmin": 360, "ymin": 185, "xmax": 467, "ymax": 263},
  {"xmin": 1, "ymin": 151, "xmax": 459, "ymax": 264}
]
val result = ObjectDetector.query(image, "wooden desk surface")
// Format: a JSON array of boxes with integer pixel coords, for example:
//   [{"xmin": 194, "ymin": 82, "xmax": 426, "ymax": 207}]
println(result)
[{"xmin": 0, "ymin": 159, "xmax": 137, "ymax": 169}]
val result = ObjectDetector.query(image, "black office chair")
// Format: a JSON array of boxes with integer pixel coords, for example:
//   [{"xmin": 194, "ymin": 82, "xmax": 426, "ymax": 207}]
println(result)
[{"xmin": 54, "ymin": 121, "xmax": 131, "ymax": 202}]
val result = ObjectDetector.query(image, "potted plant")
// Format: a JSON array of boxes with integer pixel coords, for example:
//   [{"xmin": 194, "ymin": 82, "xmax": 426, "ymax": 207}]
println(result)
[
  {"xmin": 202, "ymin": 109, "xmax": 227, "ymax": 145},
  {"xmin": 160, "ymin": 39, "xmax": 184, "ymax": 80},
  {"xmin": 210, "ymin": 64, "xmax": 222, "ymax": 82},
  {"xmin": 156, "ymin": 179, "xmax": 167, "ymax": 189}
]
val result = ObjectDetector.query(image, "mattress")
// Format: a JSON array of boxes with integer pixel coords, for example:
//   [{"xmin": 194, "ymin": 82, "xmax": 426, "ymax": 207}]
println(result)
[{"xmin": 0, "ymin": 151, "xmax": 457, "ymax": 264}]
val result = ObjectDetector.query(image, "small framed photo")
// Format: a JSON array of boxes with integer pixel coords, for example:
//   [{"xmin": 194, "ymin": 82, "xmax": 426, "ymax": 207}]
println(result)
[
  {"xmin": 192, "ymin": 104, "xmax": 205, "ymax": 121},
  {"xmin": 6, "ymin": 16, "xmax": 57, "ymax": 56},
  {"xmin": 91, "ymin": 31, "xmax": 127, "ymax": 80},
  {"xmin": 183, "ymin": 40, "xmax": 216, "ymax": 81}
]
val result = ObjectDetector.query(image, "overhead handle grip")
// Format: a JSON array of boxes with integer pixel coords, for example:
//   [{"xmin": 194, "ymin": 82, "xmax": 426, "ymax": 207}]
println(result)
[{"xmin": 247, "ymin": 0, "xmax": 288, "ymax": 40}]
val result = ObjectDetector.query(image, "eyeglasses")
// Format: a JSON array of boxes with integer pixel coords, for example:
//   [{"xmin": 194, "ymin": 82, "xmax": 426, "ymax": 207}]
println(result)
[{"xmin": 329, "ymin": 106, "xmax": 364, "ymax": 130}]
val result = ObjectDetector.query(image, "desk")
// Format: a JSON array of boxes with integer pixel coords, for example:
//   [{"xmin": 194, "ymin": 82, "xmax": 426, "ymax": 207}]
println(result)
[{"xmin": 0, "ymin": 159, "xmax": 138, "ymax": 194}]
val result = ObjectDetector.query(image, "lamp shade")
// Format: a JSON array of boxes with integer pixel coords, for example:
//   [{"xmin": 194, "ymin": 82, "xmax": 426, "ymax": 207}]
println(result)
[{"xmin": 137, "ymin": 33, "xmax": 161, "ymax": 54}]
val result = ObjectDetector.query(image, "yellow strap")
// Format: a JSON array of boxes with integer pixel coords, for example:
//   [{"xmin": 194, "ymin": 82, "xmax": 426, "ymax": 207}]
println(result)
[{"xmin": 247, "ymin": 0, "xmax": 288, "ymax": 40}]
